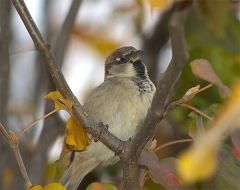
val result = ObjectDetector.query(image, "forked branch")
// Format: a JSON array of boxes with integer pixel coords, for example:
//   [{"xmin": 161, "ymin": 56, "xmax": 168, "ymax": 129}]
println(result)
[
  {"xmin": 122, "ymin": 1, "xmax": 191, "ymax": 189},
  {"xmin": 10, "ymin": 0, "xmax": 124, "ymax": 157},
  {"xmin": 10, "ymin": 0, "xmax": 191, "ymax": 189},
  {"xmin": 0, "ymin": 124, "xmax": 32, "ymax": 189}
]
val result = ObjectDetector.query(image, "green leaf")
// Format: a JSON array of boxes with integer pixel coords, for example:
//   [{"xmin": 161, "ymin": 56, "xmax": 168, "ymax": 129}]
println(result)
[{"xmin": 188, "ymin": 112, "xmax": 205, "ymax": 138}]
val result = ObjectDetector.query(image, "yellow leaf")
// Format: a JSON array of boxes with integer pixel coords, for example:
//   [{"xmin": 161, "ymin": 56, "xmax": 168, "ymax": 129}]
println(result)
[
  {"xmin": 72, "ymin": 28, "xmax": 120, "ymax": 56},
  {"xmin": 44, "ymin": 183, "xmax": 66, "ymax": 190},
  {"xmin": 65, "ymin": 116, "xmax": 91, "ymax": 151},
  {"xmin": 44, "ymin": 162, "xmax": 57, "ymax": 184},
  {"xmin": 29, "ymin": 185, "xmax": 43, "ymax": 190},
  {"xmin": 147, "ymin": 0, "xmax": 173, "ymax": 10},
  {"xmin": 177, "ymin": 83, "xmax": 240, "ymax": 184},
  {"xmin": 177, "ymin": 141, "xmax": 218, "ymax": 184},
  {"xmin": 3, "ymin": 168, "xmax": 13, "ymax": 188},
  {"xmin": 231, "ymin": 83, "xmax": 240, "ymax": 104},
  {"xmin": 234, "ymin": 54, "xmax": 240, "ymax": 64},
  {"xmin": 45, "ymin": 91, "xmax": 73, "ymax": 114}
]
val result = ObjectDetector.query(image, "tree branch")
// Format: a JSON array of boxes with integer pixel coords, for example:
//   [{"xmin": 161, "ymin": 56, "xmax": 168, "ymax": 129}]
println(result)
[
  {"xmin": 142, "ymin": 4, "xmax": 176, "ymax": 84},
  {"xmin": 10, "ymin": 0, "xmax": 124, "ymax": 159},
  {"xmin": 0, "ymin": 0, "xmax": 11, "ymax": 188},
  {"xmin": 10, "ymin": 0, "xmax": 191, "ymax": 189},
  {"xmin": 54, "ymin": 0, "xmax": 83, "ymax": 67},
  {"xmin": 0, "ymin": 124, "xmax": 32, "ymax": 189},
  {"xmin": 123, "ymin": 1, "xmax": 191, "ymax": 189},
  {"xmin": 0, "ymin": 0, "xmax": 10, "ymax": 128},
  {"xmin": 29, "ymin": 0, "xmax": 83, "ymax": 184}
]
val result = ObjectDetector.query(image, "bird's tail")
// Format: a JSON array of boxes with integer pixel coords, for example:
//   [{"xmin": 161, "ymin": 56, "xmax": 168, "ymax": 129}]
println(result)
[
  {"xmin": 59, "ymin": 165, "xmax": 83, "ymax": 190},
  {"xmin": 66, "ymin": 179, "xmax": 83, "ymax": 190}
]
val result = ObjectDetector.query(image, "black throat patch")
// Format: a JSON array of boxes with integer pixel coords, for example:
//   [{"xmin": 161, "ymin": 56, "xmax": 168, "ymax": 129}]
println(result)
[
  {"xmin": 131, "ymin": 61, "xmax": 154, "ymax": 93},
  {"xmin": 133, "ymin": 60, "xmax": 147, "ymax": 80}
]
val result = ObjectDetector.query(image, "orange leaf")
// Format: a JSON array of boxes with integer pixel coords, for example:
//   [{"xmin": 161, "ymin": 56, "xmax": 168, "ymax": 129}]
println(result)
[
  {"xmin": 65, "ymin": 116, "xmax": 91, "ymax": 151},
  {"xmin": 230, "ymin": 129, "xmax": 240, "ymax": 161},
  {"xmin": 45, "ymin": 91, "xmax": 73, "ymax": 114},
  {"xmin": 86, "ymin": 182, "xmax": 117, "ymax": 190}
]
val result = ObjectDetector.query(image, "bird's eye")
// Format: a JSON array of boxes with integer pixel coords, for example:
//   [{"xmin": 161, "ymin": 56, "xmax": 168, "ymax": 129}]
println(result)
[{"xmin": 120, "ymin": 57, "xmax": 127, "ymax": 63}]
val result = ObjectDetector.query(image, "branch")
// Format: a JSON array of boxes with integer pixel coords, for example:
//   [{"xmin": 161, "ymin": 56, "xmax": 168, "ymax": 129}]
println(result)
[
  {"xmin": 180, "ymin": 104, "xmax": 213, "ymax": 121},
  {"xmin": 10, "ymin": 0, "xmax": 191, "ymax": 189},
  {"xmin": 54, "ymin": 0, "xmax": 83, "ymax": 67},
  {"xmin": 17, "ymin": 110, "xmax": 57, "ymax": 141},
  {"xmin": 0, "ymin": 1, "xmax": 11, "ymax": 188},
  {"xmin": 0, "ymin": 0, "xmax": 10, "ymax": 127},
  {"xmin": 29, "ymin": 0, "xmax": 83, "ymax": 184},
  {"xmin": 142, "ymin": 4, "xmax": 176, "ymax": 84},
  {"xmin": 123, "ymin": 1, "xmax": 191, "ymax": 189},
  {"xmin": 154, "ymin": 139, "xmax": 193, "ymax": 153},
  {"xmin": 0, "ymin": 124, "xmax": 32, "ymax": 189},
  {"xmin": 10, "ymin": 0, "xmax": 124, "ymax": 158}
]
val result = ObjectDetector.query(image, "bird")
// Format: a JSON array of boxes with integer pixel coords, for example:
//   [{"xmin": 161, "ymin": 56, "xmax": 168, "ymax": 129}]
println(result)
[{"xmin": 60, "ymin": 46, "xmax": 156, "ymax": 190}]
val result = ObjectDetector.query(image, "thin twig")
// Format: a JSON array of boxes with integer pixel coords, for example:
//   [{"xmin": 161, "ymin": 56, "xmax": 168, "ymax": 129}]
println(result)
[
  {"xmin": 180, "ymin": 103, "xmax": 214, "ymax": 121},
  {"xmin": 186, "ymin": 83, "xmax": 213, "ymax": 101},
  {"xmin": 161, "ymin": 99, "xmax": 184, "ymax": 119},
  {"xmin": 151, "ymin": 84, "xmax": 214, "ymax": 123},
  {"xmin": 0, "ymin": 123, "xmax": 32, "ymax": 189},
  {"xmin": 159, "ymin": 83, "xmax": 214, "ymax": 122},
  {"xmin": 192, "ymin": 83, "xmax": 213, "ymax": 96},
  {"xmin": 17, "ymin": 109, "xmax": 57, "ymax": 141},
  {"xmin": 154, "ymin": 139, "xmax": 193, "ymax": 153}
]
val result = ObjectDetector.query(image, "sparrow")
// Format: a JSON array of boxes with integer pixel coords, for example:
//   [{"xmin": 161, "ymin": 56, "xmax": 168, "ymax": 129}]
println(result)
[{"xmin": 60, "ymin": 46, "xmax": 156, "ymax": 189}]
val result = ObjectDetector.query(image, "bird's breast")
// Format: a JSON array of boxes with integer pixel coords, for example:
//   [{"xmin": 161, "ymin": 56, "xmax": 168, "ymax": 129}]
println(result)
[{"xmin": 83, "ymin": 77, "xmax": 155, "ymax": 141}]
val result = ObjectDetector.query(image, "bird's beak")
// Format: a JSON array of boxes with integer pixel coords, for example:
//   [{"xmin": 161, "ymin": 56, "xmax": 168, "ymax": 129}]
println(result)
[{"xmin": 130, "ymin": 50, "xmax": 144, "ymax": 62}]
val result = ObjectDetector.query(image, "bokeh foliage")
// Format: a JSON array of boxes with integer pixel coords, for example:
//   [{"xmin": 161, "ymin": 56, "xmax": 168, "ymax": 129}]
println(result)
[{"xmin": 171, "ymin": 0, "xmax": 240, "ymax": 131}]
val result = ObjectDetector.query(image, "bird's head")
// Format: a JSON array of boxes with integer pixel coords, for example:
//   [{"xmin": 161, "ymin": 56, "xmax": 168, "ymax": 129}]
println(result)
[{"xmin": 104, "ymin": 46, "xmax": 148, "ymax": 80}]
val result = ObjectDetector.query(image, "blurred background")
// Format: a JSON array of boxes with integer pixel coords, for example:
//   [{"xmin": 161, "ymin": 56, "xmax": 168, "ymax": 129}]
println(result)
[{"xmin": 0, "ymin": 0, "xmax": 239, "ymax": 189}]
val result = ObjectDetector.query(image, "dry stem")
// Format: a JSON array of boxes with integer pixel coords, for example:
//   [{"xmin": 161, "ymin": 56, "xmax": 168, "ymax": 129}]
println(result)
[{"xmin": 0, "ymin": 123, "xmax": 32, "ymax": 189}]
